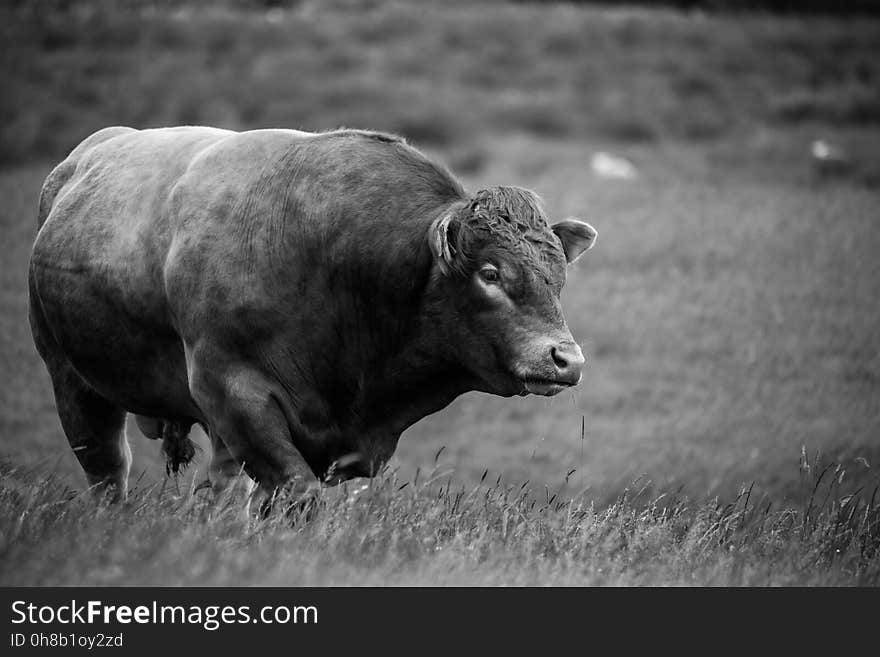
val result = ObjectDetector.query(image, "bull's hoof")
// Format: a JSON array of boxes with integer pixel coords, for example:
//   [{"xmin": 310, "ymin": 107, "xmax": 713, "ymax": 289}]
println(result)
[{"xmin": 258, "ymin": 482, "xmax": 321, "ymax": 523}]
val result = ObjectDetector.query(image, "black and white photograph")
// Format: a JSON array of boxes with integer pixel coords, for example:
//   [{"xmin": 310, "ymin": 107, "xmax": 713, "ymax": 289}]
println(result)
[{"xmin": 1, "ymin": 0, "xmax": 879, "ymax": 606}]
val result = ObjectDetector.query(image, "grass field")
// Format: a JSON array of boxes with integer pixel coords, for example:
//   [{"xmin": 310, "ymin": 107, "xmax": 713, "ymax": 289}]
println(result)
[
  {"xmin": 1, "ymin": 1, "xmax": 879, "ymax": 584},
  {"xmin": 1, "ymin": 452, "xmax": 877, "ymax": 586}
]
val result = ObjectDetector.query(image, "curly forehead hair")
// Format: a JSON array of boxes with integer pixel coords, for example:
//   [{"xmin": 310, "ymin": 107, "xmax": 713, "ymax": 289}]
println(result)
[
  {"xmin": 466, "ymin": 186, "xmax": 546, "ymax": 230},
  {"xmin": 443, "ymin": 186, "xmax": 564, "ymax": 281}
]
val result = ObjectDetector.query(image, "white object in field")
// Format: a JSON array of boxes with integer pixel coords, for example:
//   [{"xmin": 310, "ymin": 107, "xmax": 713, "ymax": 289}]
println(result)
[
  {"xmin": 811, "ymin": 139, "xmax": 852, "ymax": 176},
  {"xmin": 590, "ymin": 152, "xmax": 639, "ymax": 180}
]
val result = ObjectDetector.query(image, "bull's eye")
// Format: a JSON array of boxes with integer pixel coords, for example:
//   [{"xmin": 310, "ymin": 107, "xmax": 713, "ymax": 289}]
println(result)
[{"xmin": 479, "ymin": 266, "xmax": 500, "ymax": 284}]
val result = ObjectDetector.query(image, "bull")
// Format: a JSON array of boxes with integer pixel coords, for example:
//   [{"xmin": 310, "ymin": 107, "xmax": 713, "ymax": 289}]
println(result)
[{"xmin": 28, "ymin": 126, "xmax": 597, "ymax": 505}]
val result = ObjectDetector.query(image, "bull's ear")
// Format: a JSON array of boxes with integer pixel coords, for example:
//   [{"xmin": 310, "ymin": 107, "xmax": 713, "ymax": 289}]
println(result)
[
  {"xmin": 428, "ymin": 204, "xmax": 463, "ymax": 275},
  {"xmin": 552, "ymin": 219, "xmax": 597, "ymax": 263}
]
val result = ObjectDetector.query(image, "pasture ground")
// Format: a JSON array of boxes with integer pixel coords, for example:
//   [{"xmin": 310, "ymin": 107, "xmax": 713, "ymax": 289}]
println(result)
[
  {"xmin": 1, "ymin": 1, "xmax": 878, "ymax": 584},
  {"xmin": 1, "ymin": 453, "xmax": 877, "ymax": 586}
]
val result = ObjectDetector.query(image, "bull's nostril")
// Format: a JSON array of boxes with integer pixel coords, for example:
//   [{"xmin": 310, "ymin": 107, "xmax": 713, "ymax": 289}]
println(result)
[
  {"xmin": 550, "ymin": 343, "xmax": 585, "ymax": 382},
  {"xmin": 551, "ymin": 346, "xmax": 568, "ymax": 369}
]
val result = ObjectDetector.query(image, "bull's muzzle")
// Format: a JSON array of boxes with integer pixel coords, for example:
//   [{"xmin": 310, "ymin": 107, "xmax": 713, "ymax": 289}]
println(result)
[{"xmin": 550, "ymin": 341, "xmax": 585, "ymax": 386}]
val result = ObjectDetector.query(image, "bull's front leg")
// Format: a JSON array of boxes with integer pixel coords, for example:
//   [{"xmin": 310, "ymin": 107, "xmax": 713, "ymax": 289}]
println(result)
[
  {"xmin": 206, "ymin": 429, "xmax": 256, "ymax": 503},
  {"xmin": 188, "ymin": 352, "xmax": 318, "ymax": 514}
]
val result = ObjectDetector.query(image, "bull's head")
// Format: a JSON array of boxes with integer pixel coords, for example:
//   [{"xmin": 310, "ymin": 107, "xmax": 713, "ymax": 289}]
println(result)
[{"xmin": 428, "ymin": 186, "xmax": 596, "ymax": 397}]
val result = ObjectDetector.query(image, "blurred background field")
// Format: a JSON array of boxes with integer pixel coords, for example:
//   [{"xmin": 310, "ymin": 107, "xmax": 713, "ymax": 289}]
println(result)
[{"xmin": 1, "ymin": 0, "xmax": 879, "ymax": 506}]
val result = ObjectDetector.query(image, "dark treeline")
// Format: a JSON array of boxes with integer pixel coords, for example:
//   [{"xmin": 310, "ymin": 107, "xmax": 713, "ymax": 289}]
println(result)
[
  {"xmin": 4, "ymin": 0, "xmax": 880, "ymax": 15},
  {"xmin": 517, "ymin": 0, "xmax": 880, "ymax": 14}
]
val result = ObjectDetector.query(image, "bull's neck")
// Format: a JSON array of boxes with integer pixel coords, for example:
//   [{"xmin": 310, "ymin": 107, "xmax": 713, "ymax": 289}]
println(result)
[
  {"xmin": 354, "ymin": 328, "xmax": 473, "ymax": 437},
  {"xmin": 332, "ymin": 201, "xmax": 473, "ymax": 437}
]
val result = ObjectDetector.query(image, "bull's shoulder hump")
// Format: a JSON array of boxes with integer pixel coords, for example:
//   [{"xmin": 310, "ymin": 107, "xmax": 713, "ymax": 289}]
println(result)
[
  {"xmin": 179, "ymin": 128, "xmax": 411, "ymax": 179},
  {"xmin": 219, "ymin": 127, "xmax": 409, "ymax": 159},
  {"xmin": 300, "ymin": 128, "xmax": 463, "ymax": 194},
  {"xmin": 165, "ymin": 126, "xmax": 462, "ymax": 204},
  {"xmin": 178, "ymin": 127, "xmax": 425, "ymax": 174},
  {"xmin": 320, "ymin": 128, "xmax": 405, "ymax": 144},
  {"xmin": 228, "ymin": 127, "xmax": 403, "ymax": 147}
]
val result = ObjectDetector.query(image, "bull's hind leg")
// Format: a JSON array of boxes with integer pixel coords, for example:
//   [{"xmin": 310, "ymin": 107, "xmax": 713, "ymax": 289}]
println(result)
[
  {"xmin": 43, "ymin": 357, "xmax": 131, "ymax": 501},
  {"xmin": 30, "ymin": 282, "xmax": 130, "ymax": 501}
]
